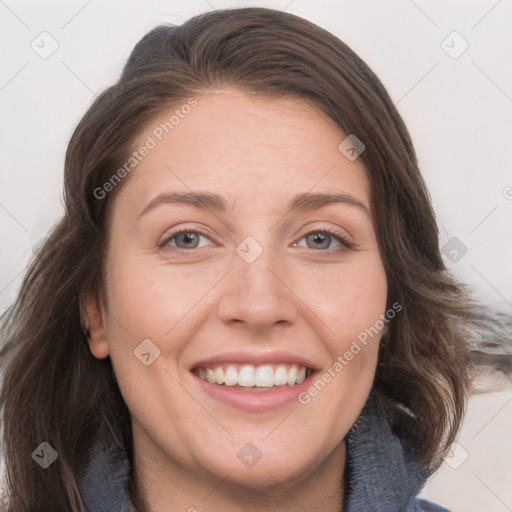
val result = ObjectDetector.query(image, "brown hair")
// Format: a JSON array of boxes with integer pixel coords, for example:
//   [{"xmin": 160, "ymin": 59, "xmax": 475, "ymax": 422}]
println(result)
[{"xmin": 0, "ymin": 7, "xmax": 499, "ymax": 510}]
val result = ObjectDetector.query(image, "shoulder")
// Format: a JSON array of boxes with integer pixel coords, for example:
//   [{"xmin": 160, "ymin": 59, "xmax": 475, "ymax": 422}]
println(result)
[{"xmin": 413, "ymin": 497, "xmax": 451, "ymax": 512}]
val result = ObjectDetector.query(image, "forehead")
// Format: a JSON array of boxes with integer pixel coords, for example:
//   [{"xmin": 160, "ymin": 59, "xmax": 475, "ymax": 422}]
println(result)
[{"xmin": 116, "ymin": 88, "xmax": 370, "ymax": 215}]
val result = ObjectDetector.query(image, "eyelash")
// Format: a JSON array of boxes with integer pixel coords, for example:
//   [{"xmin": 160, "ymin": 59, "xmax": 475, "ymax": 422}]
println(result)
[{"xmin": 158, "ymin": 228, "xmax": 356, "ymax": 254}]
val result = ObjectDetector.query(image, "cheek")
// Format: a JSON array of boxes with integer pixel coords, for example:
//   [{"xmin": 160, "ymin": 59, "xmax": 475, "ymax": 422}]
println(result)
[
  {"xmin": 293, "ymin": 257, "xmax": 388, "ymax": 344},
  {"xmin": 293, "ymin": 260, "xmax": 387, "ymax": 443},
  {"xmin": 101, "ymin": 254, "xmax": 234, "ymax": 391},
  {"xmin": 297, "ymin": 258, "xmax": 387, "ymax": 409},
  {"xmin": 98, "ymin": 259, "xmax": 175, "ymax": 377},
  {"xmin": 104, "ymin": 257, "xmax": 218, "ymax": 339}
]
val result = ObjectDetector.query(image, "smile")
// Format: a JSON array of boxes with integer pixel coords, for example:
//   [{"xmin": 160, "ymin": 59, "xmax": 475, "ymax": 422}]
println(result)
[{"xmin": 194, "ymin": 363, "xmax": 313, "ymax": 389}]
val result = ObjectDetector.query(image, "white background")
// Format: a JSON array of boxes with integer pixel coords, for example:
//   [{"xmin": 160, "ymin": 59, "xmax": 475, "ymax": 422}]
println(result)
[{"xmin": 1, "ymin": 1, "xmax": 511, "ymax": 510}]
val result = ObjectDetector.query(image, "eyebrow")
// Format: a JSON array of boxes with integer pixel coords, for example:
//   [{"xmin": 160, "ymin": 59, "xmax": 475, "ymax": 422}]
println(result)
[{"xmin": 137, "ymin": 190, "xmax": 369, "ymax": 220}]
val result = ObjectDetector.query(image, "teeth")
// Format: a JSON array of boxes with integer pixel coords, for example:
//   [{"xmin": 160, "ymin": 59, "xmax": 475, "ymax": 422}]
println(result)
[
  {"xmin": 214, "ymin": 367, "xmax": 225, "ymax": 385},
  {"xmin": 239, "ymin": 365, "xmax": 256, "ymax": 387},
  {"xmin": 196, "ymin": 363, "xmax": 310, "ymax": 388},
  {"xmin": 297, "ymin": 366, "xmax": 306, "ymax": 384},
  {"xmin": 206, "ymin": 368, "xmax": 215, "ymax": 384},
  {"xmin": 287, "ymin": 365, "xmax": 297, "ymax": 386},
  {"xmin": 255, "ymin": 365, "xmax": 274, "ymax": 387},
  {"xmin": 273, "ymin": 365, "xmax": 288, "ymax": 386},
  {"xmin": 225, "ymin": 366, "xmax": 238, "ymax": 386}
]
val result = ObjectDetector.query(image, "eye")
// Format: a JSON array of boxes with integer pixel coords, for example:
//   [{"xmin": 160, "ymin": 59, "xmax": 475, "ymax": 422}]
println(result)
[
  {"xmin": 158, "ymin": 229, "xmax": 214, "ymax": 251},
  {"xmin": 293, "ymin": 229, "xmax": 355, "ymax": 252},
  {"xmin": 158, "ymin": 228, "xmax": 354, "ymax": 254}
]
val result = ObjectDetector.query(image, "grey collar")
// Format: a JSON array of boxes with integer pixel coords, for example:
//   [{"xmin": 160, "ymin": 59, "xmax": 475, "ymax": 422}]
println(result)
[{"xmin": 343, "ymin": 404, "xmax": 427, "ymax": 511}]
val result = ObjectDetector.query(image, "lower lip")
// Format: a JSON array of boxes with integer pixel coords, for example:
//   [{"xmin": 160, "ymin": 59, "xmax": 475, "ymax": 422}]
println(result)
[{"xmin": 192, "ymin": 373, "xmax": 314, "ymax": 412}]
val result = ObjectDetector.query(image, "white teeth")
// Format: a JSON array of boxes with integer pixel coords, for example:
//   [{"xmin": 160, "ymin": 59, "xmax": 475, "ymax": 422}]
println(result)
[
  {"xmin": 297, "ymin": 366, "xmax": 306, "ymax": 384},
  {"xmin": 214, "ymin": 367, "xmax": 225, "ymax": 385},
  {"xmin": 197, "ymin": 363, "xmax": 310, "ymax": 388},
  {"xmin": 206, "ymin": 368, "xmax": 215, "ymax": 384},
  {"xmin": 273, "ymin": 365, "xmax": 288, "ymax": 386},
  {"xmin": 255, "ymin": 365, "xmax": 274, "ymax": 387},
  {"xmin": 287, "ymin": 365, "xmax": 297, "ymax": 386},
  {"xmin": 238, "ymin": 365, "xmax": 256, "ymax": 387},
  {"xmin": 225, "ymin": 366, "xmax": 238, "ymax": 386}
]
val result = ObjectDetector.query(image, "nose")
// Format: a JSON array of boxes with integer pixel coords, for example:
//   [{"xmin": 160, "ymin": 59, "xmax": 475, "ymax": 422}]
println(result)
[{"xmin": 217, "ymin": 244, "xmax": 299, "ymax": 332}]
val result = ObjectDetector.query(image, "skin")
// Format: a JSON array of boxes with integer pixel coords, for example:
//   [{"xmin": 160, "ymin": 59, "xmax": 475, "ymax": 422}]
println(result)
[{"xmin": 85, "ymin": 88, "xmax": 388, "ymax": 511}]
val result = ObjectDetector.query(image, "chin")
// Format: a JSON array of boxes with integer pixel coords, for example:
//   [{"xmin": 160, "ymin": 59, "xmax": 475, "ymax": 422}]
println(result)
[{"xmin": 195, "ymin": 438, "xmax": 340, "ymax": 493}]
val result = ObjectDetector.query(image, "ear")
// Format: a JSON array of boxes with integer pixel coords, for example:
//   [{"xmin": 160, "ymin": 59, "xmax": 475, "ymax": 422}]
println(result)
[{"xmin": 82, "ymin": 291, "xmax": 110, "ymax": 359}]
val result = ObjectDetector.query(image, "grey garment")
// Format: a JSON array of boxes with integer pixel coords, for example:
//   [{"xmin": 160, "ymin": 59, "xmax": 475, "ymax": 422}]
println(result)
[
  {"xmin": 79, "ymin": 404, "xmax": 449, "ymax": 512},
  {"xmin": 80, "ymin": 435, "xmax": 131, "ymax": 512},
  {"xmin": 342, "ymin": 406, "xmax": 449, "ymax": 512}
]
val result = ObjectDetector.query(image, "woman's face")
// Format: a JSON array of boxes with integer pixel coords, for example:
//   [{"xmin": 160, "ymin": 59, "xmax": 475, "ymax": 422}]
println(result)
[{"xmin": 87, "ymin": 88, "xmax": 387, "ymax": 494}]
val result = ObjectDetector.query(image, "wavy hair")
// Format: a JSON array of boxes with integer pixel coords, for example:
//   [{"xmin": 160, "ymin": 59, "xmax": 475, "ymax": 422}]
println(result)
[{"xmin": 0, "ymin": 7, "xmax": 499, "ymax": 510}]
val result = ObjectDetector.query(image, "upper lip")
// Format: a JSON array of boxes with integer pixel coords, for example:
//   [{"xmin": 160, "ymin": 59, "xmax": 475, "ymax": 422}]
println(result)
[{"xmin": 191, "ymin": 350, "xmax": 320, "ymax": 371}]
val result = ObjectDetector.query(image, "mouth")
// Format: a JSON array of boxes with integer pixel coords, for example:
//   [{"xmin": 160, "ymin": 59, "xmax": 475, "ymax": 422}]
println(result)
[
  {"xmin": 190, "ymin": 355, "xmax": 317, "ymax": 412},
  {"xmin": 193, "ymin": 363, "xmax": 314, "ymax": 391}
]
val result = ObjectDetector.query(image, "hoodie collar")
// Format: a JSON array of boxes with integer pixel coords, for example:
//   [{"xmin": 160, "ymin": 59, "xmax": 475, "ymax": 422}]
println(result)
[
  {"xmin": 80, "ymin": 403, "xmax": 428, "ymax": 511},
  {"xmin": 79, "ymin": 432, "xmax": 131, "ymax": 512},
  {"xmin": 343, "ymin": 404, "xmax": 427, "ymax": 511}
]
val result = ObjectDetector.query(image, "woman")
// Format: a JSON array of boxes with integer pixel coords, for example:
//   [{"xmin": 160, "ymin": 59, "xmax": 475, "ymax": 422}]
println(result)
[{"xmin": 0, "ymin": 7, "xmax": 493, "ymax": 511}]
